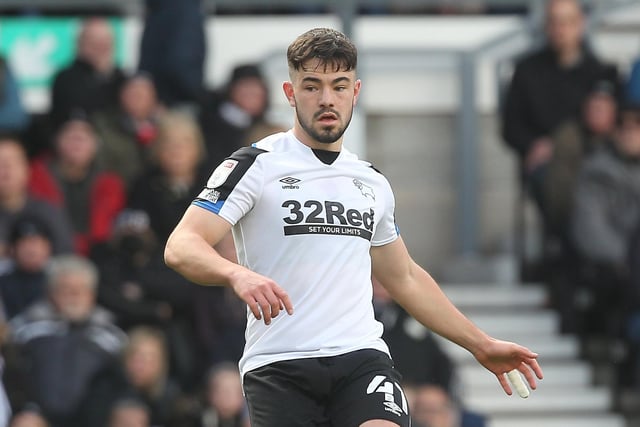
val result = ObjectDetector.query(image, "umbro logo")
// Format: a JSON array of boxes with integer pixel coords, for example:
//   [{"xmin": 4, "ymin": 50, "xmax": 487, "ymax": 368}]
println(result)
[{"xmin": 280, "ymin": 177, "xmax": 301, "ymax": 189}]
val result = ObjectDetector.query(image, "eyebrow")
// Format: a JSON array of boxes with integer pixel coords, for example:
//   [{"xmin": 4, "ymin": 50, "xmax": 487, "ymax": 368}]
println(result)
[{"xmin": 301, "ymin": 76, "xmax": 352, "ymax": 85}]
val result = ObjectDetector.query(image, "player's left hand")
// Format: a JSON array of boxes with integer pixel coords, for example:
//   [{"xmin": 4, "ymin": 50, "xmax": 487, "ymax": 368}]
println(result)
[{"xmin": 473, "ymin": 338, "xmax": 543, "ymax": 396}]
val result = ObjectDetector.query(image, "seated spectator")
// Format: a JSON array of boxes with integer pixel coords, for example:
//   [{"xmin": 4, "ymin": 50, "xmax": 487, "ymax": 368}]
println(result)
[
  {"xmin": 0, "ymin": 55, "xmax": 29, "ymax": 136},
  {"xmin": 571, "ymin": 102, "xmax": 640, "ymax": 338},
  {"xmin": 129, "ymin": 110, "xmax": 207, "ymax": 243},
  {"xmin": 49, "ymin": 17, "xmax": 126, "ymax": 129},
  {"xmin": 97, "ymin": 326, "xmax": 194, "ymax": 427},
  {"xmin": 373, "ymin": 277, "xmax": 455, "ymax": 391},
  {"xmin": 0, "ymin": 215, "xmax": 52, "ymax": 319},
  {"xmin": 411, "ymin": 383, "xmax": 486, "ymax": 427},
  {"xmin": 0, "ymin": 137, "xmax": 73, "ymax": 259},
  {"xmin": 8, "ymin": 407, "xmax": 49, "ymax": 427},
  {"xmin": 543, "ymin": 79, "xmax": 619, "ymax": 238},
  {"xmin": 90, "ymin": 209, "xmax": 174, "ymax": 331},
  {"xmin": 194, "ymin": 362, "xmax": 249, "ymax": 427},
  {"xmin": 199, "ymin": 63, "xmax": 286, "ymax": 170},
  {"xmin": 108, "ymin": 398, "xmax": 151, "ymax": 427},
  {"xmin": 93, "ymin": 72, "xmax": 164, "ymax": 188},
  {"xmin": 28, "ymin": 112, "xmax": 126, "ymax": 256},
  {"xmin": 3, "ymin": 255, "xmax": 127, "ymax": 427}
]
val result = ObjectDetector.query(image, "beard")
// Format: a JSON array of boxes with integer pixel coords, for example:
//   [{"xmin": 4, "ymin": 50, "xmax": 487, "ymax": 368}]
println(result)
[{"xmin": 296, "ymin": 106, "xmax": 353, "ymax": 144}]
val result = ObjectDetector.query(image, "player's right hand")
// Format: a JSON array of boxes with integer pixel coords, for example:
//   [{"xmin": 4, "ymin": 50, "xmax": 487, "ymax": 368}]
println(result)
[{"xmin": 228, "ymin": 268, "xmax": 294, "ymax": 325}]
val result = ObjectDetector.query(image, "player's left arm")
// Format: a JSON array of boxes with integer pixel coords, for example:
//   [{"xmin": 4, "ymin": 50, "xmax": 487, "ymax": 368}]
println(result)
[{"xmin": 370, "ymin": 237, "xmax": 543, "ymax": 395}]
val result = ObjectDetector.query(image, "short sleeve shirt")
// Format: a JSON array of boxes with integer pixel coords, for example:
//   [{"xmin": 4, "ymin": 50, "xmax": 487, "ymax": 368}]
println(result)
[{"xmin": 193, "ymin": 131, "xmax": 399, "ymax": 376}]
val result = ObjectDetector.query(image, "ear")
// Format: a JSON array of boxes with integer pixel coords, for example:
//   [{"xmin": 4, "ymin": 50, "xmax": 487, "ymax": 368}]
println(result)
[
  {"xmin": 353, "ymin": 79, "xmax": 362, "ymax": 107},
  {"xmin": 283, "ymin": 81, "xmax": 296, "ymax": 107}
]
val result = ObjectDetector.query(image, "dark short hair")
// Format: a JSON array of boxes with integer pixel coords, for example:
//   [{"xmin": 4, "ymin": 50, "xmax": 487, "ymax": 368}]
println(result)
[{"xmin": 287, "ymin": 27, "xmax": 357, "ymax": 73}]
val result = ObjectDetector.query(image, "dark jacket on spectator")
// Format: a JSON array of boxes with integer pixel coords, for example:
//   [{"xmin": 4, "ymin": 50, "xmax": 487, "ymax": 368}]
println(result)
[
  {"xmin": 50, "ymin": 58, "xmax": 126, "ymax": 128},
  {"xmin": 502, "ymin": 45, "xmax": 618, "ymax": 159},
  {"xmin": 4, "ymin": 301, "xmax": 127, "ymax": 427},
  {"xmin": 0, "ymin": 267, "xmax": 46, "ymax": 319}
]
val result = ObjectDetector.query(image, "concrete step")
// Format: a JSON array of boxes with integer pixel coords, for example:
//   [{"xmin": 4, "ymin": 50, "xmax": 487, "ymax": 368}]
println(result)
[
  {"xmin": 457, "ymin": 361, "xmax": 593, "ymax": 388},
  {"xmin": 464, "ymin": 386, "xmax": 613, "ymax": 415},
  {"xmin": 441, "ymin": 283, "xmax": 547, "ymax": 310},
  {"xmin": 437, "ymin": 334, "xmax": 580, "ymax": 364},
  {"xmin": 463, "ymin": 310, "xmax": 559, "ymax": 337},
  {"xmin": 488, "ymin": 414, "xmax": 627, "ymax": 427}
]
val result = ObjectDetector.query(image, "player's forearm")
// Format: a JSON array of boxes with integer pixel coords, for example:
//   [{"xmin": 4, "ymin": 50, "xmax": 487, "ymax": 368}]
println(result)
[
  {"xmin": 164, "ymin": 230, "xmax": 241, "ymax": 286},
  {"xmin": 393, "ymin": 265, "xmax": 492, "ymax": 358}
]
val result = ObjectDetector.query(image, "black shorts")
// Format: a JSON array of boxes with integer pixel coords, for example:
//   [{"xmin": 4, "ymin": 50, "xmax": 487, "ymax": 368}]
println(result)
[{"xmin": 243, "ymin": 349, "xmax": 411, "ymax": 427}]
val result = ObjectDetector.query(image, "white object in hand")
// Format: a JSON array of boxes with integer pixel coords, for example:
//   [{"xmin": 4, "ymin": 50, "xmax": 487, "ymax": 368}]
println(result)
[{"xmin": 507, "ymin": 369, "xmax": 530, "ymax": 398}]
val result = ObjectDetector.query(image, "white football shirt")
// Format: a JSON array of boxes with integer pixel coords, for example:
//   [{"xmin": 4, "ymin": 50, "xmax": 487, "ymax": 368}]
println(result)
[{"xmin": 193, "ymin": 130, "xmax": 399, "ymax": 377}]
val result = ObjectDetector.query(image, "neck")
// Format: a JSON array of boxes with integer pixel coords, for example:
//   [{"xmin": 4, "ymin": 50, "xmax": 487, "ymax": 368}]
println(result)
[
  {"xmin": 59, "ymin": 162, "xmax": 90, "ymax": 181},
  {"xmin": 556, "ymin": 47, "xmax": 581, "ymax": 68},
  {"xmin": 0, "ymin": 191, "xmax": 27, "ymax": 211},
  {"xmin": 168, "ymin": 171, "xmax": 195, "ymax": 186}
]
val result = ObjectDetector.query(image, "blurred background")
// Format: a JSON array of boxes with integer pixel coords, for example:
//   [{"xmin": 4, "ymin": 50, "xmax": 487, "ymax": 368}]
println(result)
[{"xmin": 1, "ymin": 0, "xmax": 640, "ymax": 426}]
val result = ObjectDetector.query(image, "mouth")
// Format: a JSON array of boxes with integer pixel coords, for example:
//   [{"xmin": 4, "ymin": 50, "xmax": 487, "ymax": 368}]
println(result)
[{"xmin": 317, "ymin": 112, "xmax": 338, "ymax": 125}]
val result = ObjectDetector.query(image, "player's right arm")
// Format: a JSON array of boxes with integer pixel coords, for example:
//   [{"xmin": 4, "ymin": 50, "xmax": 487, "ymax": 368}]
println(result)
[{"xmin": 165, "ymin": 205, "xmax": 293, "ymax": 324}]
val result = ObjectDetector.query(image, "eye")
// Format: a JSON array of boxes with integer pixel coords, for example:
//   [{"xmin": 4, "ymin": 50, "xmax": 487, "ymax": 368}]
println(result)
[
  {"xmin": 304, "ymin": 86, "xmax": 318, "ymax": 92},
  {"xmin": 335, "ymin": 86, "xmax": 347, "ymax": 92}
]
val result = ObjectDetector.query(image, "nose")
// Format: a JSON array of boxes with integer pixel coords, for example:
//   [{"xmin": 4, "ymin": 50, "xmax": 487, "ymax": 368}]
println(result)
[{"xmin": 319, "ymin": 88, "xmax": 335, "ymax": 108}]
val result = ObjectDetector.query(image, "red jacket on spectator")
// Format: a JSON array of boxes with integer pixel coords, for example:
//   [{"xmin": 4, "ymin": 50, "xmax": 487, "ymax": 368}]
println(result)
[{"xmin": 28, "ymin": 158, "xmax": 126, "ymax": 255}]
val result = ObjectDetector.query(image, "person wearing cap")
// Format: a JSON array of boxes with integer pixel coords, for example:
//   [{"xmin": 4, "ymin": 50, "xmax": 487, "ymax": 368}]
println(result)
[
  {"xmin": 28, "ymin": 112, "xmax": 126, "ymax": 256},
  {"xmin": 541, "ymin": 79, "xmax": 620, "ymax": 335},
  {"xmin": 0, "ymin": 215, "xmax": 53, "ymax": 320}
]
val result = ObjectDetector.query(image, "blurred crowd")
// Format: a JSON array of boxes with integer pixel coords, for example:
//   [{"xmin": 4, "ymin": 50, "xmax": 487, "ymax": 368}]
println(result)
[
  {"xmin": 0, "ymin": 0, "xmax": 640, "ymax": 425},
  {"xmin": 500, "ymin": 0, "xmax": 640, "ymax": 397}
]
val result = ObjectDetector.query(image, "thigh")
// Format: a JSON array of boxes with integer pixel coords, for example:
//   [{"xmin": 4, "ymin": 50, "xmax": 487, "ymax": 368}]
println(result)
[
  {"xmin": 328, "ymin": 350, "xmax": 411, "ymax": 427},
  {"xmin": 243, "ymin": 359, "xmax": 331, "ymax": 427}
]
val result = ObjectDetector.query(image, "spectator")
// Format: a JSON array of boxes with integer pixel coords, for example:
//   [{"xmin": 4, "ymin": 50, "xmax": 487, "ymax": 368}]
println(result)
[
  {"xmin": 50, "ymin": 17, "xmax": 126, "ymax": 129},
  {"xmin": 543, "ymin": 79, "xmax": 619, "ymax": 241},
  {"xmin": 0, "ymin": 137, "xmax": 74, "ymax": 259},
  {"xmin": 199, "ymin": 63, "xmax": 286, "ymax": 170},
  {"xmin": 127, "ymin": 110, "xmax": 208, "ymax": 388},
  {"xmin": 0, "ymin": 215, "xmax": 52, "ymax": 319},
  {"xmin": 108, "ymin": 398, "xmax": 151, "ymax": 427},
  {"xmin": 97, "ymin": 326, "xmax": 194, "ymax": 427},
  {"xmin": 93, "ymin": 72, "xmax": 164, "ymax": 188},
  {"xmin": 571, "ymin": 102, "xmax": 640, "ymax": 338},
  {"xmin": 501, "ymin": 0, "xmax": 619, "ymax": 265},
  {"xmin": 138, "ymin": 0, "xmax": 205, "ymax": 109},
  {"xmin": 28, "ymin": 112, "xmax": 126, "ymax": 256},
  {"xmin": 90, "ymin": 209, "xmax": 173, "ymax": 332},
  {"xmin": 194, "ymin": 362, "xmax": 249, "ymax": 427},
  {"xmin": 129, "ymin": 110, "xmax": 207, "ymax": 243},
  {"xmin": 8, "ymin": 407, "xmax": 49, "ymax": 427},
  {"xmin": 373, "ymin": 276, "xmax": 455, "ymax": 391},
  {"xmin": 3, "ymin": 255, "xmax": 127, "ymax": 427},
  {"xmin": 411, "ymin": 384, "xmax": 486, "ymax": 427},
  {"xmin": 0, "ymin": 55, "xmax": 29, "ymax": 136}
]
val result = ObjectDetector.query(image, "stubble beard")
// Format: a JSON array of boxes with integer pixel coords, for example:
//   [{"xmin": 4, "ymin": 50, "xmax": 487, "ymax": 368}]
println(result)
[{"xmin": 296, "ymin": 106, "xmax": 353, "ymax": 145}]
